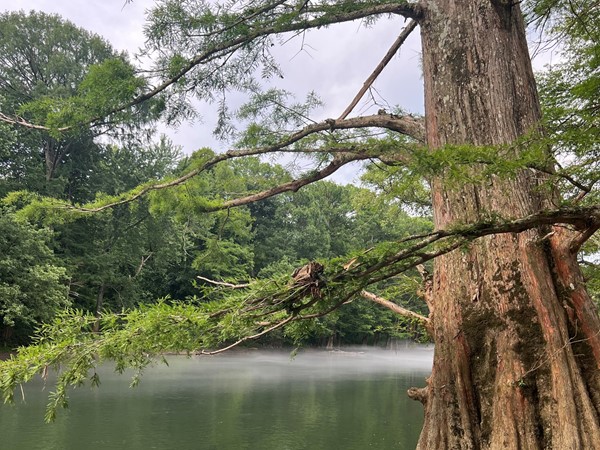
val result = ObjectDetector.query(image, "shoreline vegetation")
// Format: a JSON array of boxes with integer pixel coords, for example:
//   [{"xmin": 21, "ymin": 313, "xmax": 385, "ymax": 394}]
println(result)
[{"xmin": 0, "ymin": 339, "xmax": 433, "ymax": 362}]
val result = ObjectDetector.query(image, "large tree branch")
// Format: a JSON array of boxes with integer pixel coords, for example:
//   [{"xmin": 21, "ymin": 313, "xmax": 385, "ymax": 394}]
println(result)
[
  {"xmin": 330, "ymin": 113, "xmax": 425, "ymax": 142},
  {"xmin": 66, "ymin": 113, "xmax": 422, "ymax": 213},
  {"xmin": 0, "ymin": 2, "xmax": 423, "ymax": 133},
  {"xmin": 70, "ymin": 150, "xmax": 367, "ymax": 214},
  {"xmin": 338, "ymin": 19, "xmax": 419, "ymax": 120},
  {"xmin": 191, "ymin": 206, "xmax": 600, "ymax": 355},
  {"xmin": 350, "ymin": 206, "xmax": 600, "ymax": 287},
  {"xmin": 229, "ymin": 206, "xmax": 600, "ymax": 335},
  {"xmin": 214, "ymin": 152, "xmax": 371, "ymax": 211},
  {"xmin": 261, "ymin": 208, "xmax": 598, "ymax": 309},
  {"xmin": 5, "ymin": 204, "xmax": 600, "ymax": 413}
]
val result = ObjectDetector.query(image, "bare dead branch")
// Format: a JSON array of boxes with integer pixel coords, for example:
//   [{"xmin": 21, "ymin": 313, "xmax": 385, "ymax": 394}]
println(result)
[
  {"xmin": 197, "ymin": 276, "xmax": 251, "ymax": 289},
  {"xmin": 361, "ymin": 290, "xmax": 430, "ymax": 326},
  {"xmin": 0, "ymin": 112, "xmax": 71, "ymax": 132},
  {"xmin": 338, "ymin": 19, "xmax": 419, "ymax": 120},
  {"xmin": 133, "ymin": 253, "xmax": 153, "ymax": 278}
]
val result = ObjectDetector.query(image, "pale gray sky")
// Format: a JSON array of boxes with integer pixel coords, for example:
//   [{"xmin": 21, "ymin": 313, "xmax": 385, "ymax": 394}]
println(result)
[
  {"xmin": 2, "ymin": 1, "xmax": 557, "ymax": 182},
  {"xmin": 3, "ymin": 6, "xmax": 421, "ymax": 123}
]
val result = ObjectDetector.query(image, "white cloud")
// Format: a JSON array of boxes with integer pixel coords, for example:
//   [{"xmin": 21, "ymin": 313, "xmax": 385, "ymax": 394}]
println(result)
[{"xmin": 6, "ymin": 1, "xmax": 148, "ymax": 54}]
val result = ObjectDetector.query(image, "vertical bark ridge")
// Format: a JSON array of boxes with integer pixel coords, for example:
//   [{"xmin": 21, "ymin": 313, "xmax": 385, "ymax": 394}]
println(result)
[
  {"xmin": 550, "ymin": 229, "xmax": 600, "ymax": 364},
  {"xmin": 519, "ymin": 237, "xmax": 600, "ymax": 448},
  {"xmin": 549, "ymin": 229, "xmax": 600, "ymax": 423}
]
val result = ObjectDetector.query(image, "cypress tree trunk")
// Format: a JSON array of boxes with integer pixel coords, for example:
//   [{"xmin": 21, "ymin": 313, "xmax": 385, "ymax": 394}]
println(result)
[{"xmin": 415, "ymin": 0, "xmax": 600, "ymax": 447}]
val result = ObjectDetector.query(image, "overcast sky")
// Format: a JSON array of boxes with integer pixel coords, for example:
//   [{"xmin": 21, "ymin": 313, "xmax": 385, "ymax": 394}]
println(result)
[{"xmin": 2, "ymin": 1, "xmax": 557, "ymax": 182}]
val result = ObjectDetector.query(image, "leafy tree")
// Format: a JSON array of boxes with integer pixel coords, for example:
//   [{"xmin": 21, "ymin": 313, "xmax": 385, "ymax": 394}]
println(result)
[
  {"xmin": 0, "ymin": 11, "xmax": 156, "ymax": 200},
  {"xmin": 0, "ymin": 211, "xmax": 69, "ymax": 344},
  {"xmin": 2, "ymin": 1, "xmax": 600, "ymax": 448},
  {"xmin": 55, "ymin": 139, "xmax": 183, "ymax": 315}
]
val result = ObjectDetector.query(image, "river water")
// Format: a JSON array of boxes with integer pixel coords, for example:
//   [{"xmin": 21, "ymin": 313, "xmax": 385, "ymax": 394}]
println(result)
[{"xmin": 0, "ymin": 346, "xmax": 432, "ymax": 450}]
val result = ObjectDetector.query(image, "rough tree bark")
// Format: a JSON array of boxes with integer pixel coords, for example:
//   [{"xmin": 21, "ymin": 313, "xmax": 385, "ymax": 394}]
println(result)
[{"xmin": 413, "ymin": 0, "xmax": 600, "ymax": 448}]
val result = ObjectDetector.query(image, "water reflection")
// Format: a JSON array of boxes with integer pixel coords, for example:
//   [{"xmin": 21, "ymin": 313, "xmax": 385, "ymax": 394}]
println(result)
[{"xmin": 0, "ymin": 346, "xmax": 433, "ymax": 450}]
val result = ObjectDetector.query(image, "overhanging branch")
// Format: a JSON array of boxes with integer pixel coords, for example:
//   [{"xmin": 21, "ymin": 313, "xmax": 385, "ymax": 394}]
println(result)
[
  {"xmin": 191, "ymin": 207, "xmax": 600, "ymax": 355},
  {"xmin": 0, "ymin": 1, "xmax": 423, "ymax": 133},
  {"xmin": 4, "ymin": 203, "xmax": 600, "ymax": 411},
  {"xmin": 66, "ymin": 113, "xmax": 422, "ymax": 213}
]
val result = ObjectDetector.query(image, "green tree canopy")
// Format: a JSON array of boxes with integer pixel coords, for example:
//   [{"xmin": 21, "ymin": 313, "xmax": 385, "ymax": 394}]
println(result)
[
  {"xmin": 0, "ymin": 11, "xmax": 160, "ymax": 199},
  {"xmin": 0, "ymin": 210, "xmax": 69, "ymax": 344}
]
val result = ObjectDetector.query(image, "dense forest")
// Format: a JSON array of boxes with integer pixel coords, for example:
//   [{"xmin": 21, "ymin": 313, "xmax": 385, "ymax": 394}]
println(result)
[
  {"xmin": 1, "ymin": 0, "xmax": 600, "ymax": 448},
  {"xmin": 0, "ymin": 11, "xmax": 429, "ymax": 347}
]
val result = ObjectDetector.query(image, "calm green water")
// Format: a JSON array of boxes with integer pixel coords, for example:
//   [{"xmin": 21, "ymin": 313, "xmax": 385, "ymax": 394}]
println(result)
[{"xmin": 0, "ymin": 347, "xmax": 432, "ymax": 450}]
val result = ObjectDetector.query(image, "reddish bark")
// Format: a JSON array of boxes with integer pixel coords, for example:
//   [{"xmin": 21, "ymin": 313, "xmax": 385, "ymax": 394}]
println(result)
[{"xmin": 414, "ymin": 0, "xmax": 600, "ymax": 448}]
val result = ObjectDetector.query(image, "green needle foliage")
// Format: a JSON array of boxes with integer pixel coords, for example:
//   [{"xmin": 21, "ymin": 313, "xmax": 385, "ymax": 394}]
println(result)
[{"xmin": 4, "ymin": 202, "xmax": 588, "ymax": 421}]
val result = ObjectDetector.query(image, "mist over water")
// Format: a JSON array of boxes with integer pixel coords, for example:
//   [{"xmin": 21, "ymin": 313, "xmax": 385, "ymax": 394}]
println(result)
[
  {"xmin": 182, "ymin": 344, "xmax": 433, "ymax": 382},
  {"xmin": 0, "ymin": 345, "xmax": 433, "ymax": 450}
]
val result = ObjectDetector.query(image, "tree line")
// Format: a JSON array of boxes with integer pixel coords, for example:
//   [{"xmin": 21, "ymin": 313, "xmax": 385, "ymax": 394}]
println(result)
[{"xmin": 0, "ymin": 10, "xmax": 430, "ymax": 346}]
